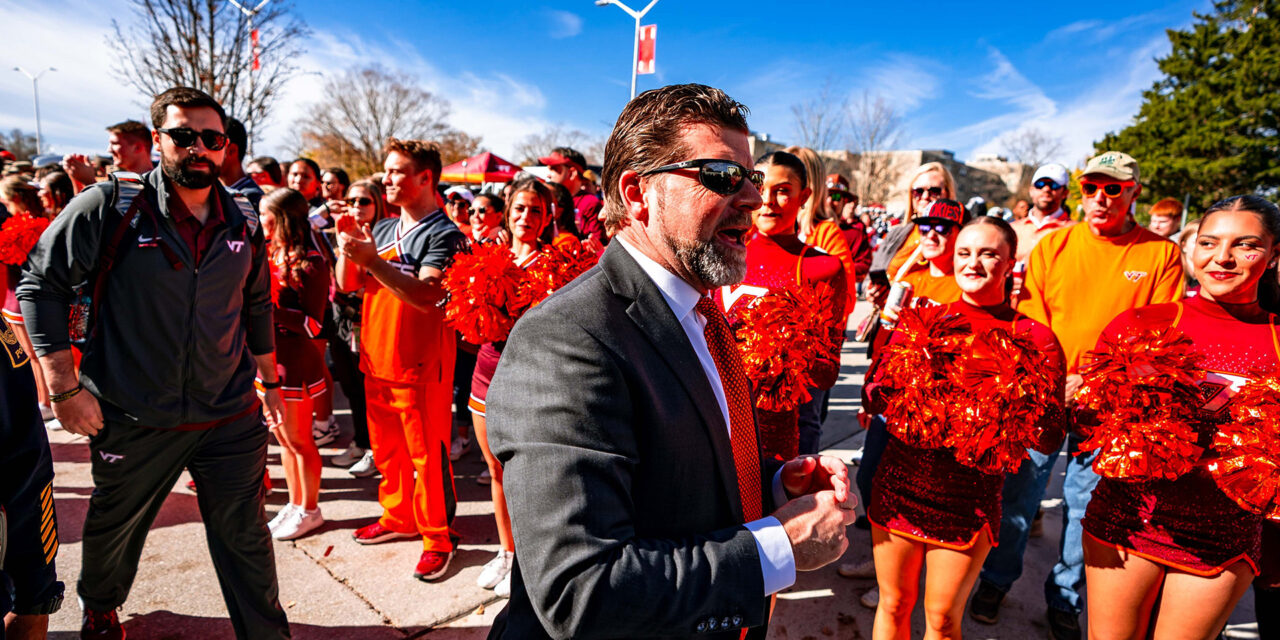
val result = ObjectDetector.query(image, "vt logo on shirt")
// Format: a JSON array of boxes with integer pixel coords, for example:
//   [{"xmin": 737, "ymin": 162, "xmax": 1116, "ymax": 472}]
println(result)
[
  {"xmin": 1196, "ymin": 371, "xmax": 1251, "ymax": 415},
  {"xmin": 226, "ymin": 240, "xmax": 245, "ymax": 252},
  {"xmin": 1123, "ymin": 270, "xmax": 1148, "ymax": 283},
  {"xmin": 719, "ymin": 284, "xmax": 769, "ymax": 312}
]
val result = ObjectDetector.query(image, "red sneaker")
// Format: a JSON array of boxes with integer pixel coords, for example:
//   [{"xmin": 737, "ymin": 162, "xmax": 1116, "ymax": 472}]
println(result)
[
  {"xmin": 414, "ymin": 550, "xmax": 454, "ymax": 581},
  {"xmin": 82, "ymin": 607, "xmax": 126, "ymax": 639},
  {"xmin": 352, "ymin": 521, "xmax": 417, "ymax": 545}
]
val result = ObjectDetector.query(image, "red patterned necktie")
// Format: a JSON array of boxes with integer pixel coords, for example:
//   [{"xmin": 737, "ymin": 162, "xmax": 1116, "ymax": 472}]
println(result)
[{"xmin": 695, "ymin": 296, "xmax": 763, "ymax": 522}]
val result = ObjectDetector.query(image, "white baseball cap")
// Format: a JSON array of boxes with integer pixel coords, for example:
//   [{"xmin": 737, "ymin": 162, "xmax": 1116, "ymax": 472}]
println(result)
[
  {"xmin": 1032, "ymin": 163, "xmax": 1070, "ymax": 188},
  {"xmin": 443, "ymin": 186, "xmax": 474, "ymax": 203}
]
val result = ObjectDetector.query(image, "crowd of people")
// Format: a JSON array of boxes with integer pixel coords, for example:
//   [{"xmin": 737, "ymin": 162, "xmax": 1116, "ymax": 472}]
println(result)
[{"xmin": 0, "ymin": 80, "xmax": 1275, "ymax": 640}]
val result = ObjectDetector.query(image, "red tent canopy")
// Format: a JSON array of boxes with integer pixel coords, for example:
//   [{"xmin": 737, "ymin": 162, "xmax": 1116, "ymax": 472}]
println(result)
[{"xmin": 440, "ymin": 152, "xmax": 521, "ymax": 184}]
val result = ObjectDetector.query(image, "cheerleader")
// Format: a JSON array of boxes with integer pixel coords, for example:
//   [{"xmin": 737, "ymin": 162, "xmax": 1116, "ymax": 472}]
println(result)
[
  {"xmin": 866, "ymin": 216, "xmax": 1066, "ymax": 639},
  {"xmin": 1081, "ymin": 195, "xmax": 1280, "ymax": 640},
  {"xmin": 716, "ymin": 150, "xmax": 846, "ymax": 460},
  {"xmin": 260, "ymin": 188, "xmax": 330, "ymax": 541},
  {"xmin": 470, "ymin": 178, "xmax": 568, "ymax": 597}
]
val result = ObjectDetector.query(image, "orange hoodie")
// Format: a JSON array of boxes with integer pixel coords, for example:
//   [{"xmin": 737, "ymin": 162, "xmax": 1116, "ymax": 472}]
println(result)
[{"xmin": 1018, "ymin": 222, "xmax": 1184, "ymax": 373}]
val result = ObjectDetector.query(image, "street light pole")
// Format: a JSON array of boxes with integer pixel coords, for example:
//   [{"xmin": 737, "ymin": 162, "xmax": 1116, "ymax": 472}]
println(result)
[
  {"xmin": 12, "ymin": 66, "xmax": 56, "ymax": 156},
  {"xmin": 594, "ymin": 0, "xmax": 660, "ymax": 100},
  {"xmin": 227, "ymin": 0, "xmax": 271, "ymax": 156}
]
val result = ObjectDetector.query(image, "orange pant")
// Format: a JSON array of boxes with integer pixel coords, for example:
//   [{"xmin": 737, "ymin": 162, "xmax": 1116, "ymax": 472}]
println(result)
[{"xmin": 365, "ymin": 375, "xmax": 456, "ymax": 551}]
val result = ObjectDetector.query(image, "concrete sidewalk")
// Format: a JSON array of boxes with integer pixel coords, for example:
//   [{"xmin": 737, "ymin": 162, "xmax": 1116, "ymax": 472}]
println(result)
[{"xmin": 42, "ymin": 322, "xmax": 1260, "ymax": 639}]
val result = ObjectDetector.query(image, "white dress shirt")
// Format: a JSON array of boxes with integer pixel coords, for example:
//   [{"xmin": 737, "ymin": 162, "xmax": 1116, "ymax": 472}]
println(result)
[{"xmin": 616, "ymin": 238, "xmax": 796, "ymax": 596}]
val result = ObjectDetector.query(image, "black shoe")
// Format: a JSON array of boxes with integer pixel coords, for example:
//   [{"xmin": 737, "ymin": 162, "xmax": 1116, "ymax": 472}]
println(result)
[
  {"xmin": 82, "ymin": 608, "xmax": 126, "ymax": 639},
  {"xmin": 969, "ymin": 581, "xmax": 1004, "ymax": 624},
  {"xmin": 854, "ymin": 515, "xmax": 871, "ymax": 530},
  {"xmin": 1046, "ymin": 607, "xmax": 1081, "ymax": 640}
]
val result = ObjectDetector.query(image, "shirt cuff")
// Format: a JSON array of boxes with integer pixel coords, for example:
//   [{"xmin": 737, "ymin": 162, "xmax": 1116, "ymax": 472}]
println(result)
[
  {"xmin": 772, "ymin": 467, "xmax": 789, "ymax": 508},
  {"xmin": 745, "ymin": 516, "xmax": 795, "ymax": 596}
]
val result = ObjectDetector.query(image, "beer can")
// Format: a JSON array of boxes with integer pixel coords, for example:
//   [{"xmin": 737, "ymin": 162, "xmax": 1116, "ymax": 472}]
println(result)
[{"xmin": 879, "ymin": 281, "xmax": 914, "ymax": 328}]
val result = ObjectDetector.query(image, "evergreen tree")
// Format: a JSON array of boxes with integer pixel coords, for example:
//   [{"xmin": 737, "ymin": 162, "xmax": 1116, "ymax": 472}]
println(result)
[{"xmin": 1096, "ymin": 1, "xmax": 1279, "ymax": 212}]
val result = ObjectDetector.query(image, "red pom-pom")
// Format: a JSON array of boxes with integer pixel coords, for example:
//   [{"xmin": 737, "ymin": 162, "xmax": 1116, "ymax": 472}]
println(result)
[
  {"xmin": 0, "ymin": 213, "xmax": 50, "ymax": 265},
  {"xmin": 944, "ymin": 327, "xmax": 1061, "ymax": 474},
  {"xmin": 514, "ymin": 242, "xmax": 600, "ymax": 318},
  {"xmin": 1205, "ymin": 376, "xmax": 1280, "ymax": 522},
  {"xmin": 877, "ymin": 305, "xmax": 970, "ymax": 448},
  {"xmin": 732, "ymin": 283, "xmax": 840, "ymax": 412},
  {"xmin": 1075, "ymin": 326, "xmax": 1206, "ymax": 480},
  {"xmin": 443, "ymin": 243, "xmax": 527, "ymax": 344}
]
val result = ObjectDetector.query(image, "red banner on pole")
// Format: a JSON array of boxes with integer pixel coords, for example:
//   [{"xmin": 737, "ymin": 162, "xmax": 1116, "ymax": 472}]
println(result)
[
  {"xmin": 251, "ymin": 29, "xmax": 261, "ymax": 71},
  {"xmin": 636, "ymin": 24, "xmax": 656, "ymax": 75}
]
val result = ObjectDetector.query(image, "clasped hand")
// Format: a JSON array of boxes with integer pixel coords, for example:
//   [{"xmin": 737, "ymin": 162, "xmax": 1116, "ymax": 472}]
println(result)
[{"xmin": 775, "ymin": 455, "xmax": 858, "ymax": 571}]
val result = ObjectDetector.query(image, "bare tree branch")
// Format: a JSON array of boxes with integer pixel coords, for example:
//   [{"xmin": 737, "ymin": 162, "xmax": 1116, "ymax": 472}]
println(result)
[
  {"xmin": 999, "ymin": 128, "xmax": 1064, "ymax": 168},
  {"xmin": 846, "ymin": 91, "xmax": 904, "ymax": 204},
  {"xmin": 512, "ymin": 125, "xmax": 606, "ymax": 166},
  {"xmin": 790, "ymin": 78, "xmax": 848, "ymax": 153}
]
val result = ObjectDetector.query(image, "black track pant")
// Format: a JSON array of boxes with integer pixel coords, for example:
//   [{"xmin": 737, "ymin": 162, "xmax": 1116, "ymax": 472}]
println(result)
[{"xmin": 78, "ymin": 410, "xmax": 289, "ymax": 639}]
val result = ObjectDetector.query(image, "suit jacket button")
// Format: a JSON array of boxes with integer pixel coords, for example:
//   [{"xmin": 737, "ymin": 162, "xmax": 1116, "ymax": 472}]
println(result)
[
  {"xmin": 696, "ymin": 620, "xmax": 707, "ymax": 633},
  {"xmin": 732, "ymin": 615, "xmax": 743, "ymax": 626}
]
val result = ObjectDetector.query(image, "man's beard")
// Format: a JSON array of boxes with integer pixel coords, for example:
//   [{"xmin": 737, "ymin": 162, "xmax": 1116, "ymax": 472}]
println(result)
[
  {"xmin": 163, "ymin": 153, "xmax": 219, "ymax": 189},
  {"xmin": 659, "ymin": 209, "xmax": 749, "ymax": 288}
]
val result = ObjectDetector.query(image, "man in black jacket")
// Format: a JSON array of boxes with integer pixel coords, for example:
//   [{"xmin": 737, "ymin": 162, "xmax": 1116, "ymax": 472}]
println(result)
[{"xmin": 18, "ymin": 87, "xmax": 288, "ymax": 640}]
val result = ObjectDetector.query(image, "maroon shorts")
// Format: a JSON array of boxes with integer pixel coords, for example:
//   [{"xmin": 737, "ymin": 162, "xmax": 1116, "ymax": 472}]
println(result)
[
  {"xmin": 272, "ymin": 333, "xmax": 327, "ymax": 401},
  {"xmin": 468, "ymin": 342, "xmax": 503, "ymax": 417}
]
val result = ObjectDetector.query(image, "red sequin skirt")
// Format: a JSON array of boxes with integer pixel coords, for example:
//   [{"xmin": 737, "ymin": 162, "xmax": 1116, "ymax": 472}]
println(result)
[
  {"xmin": 869, "ymin": 436, "xmax": 1002, "ymax": 549},
  {"xmin": 1083, "ymin": 470, "xmax": 1262, "ymax": 576},
  {"xmin": 757, "ymin": 407, "xmax": 798, "ymax": 461}
]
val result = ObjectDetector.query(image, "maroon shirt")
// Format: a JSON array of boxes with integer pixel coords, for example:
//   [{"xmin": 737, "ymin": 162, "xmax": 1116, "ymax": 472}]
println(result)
[{"xmin": 167, "ymin": 189, "xmax": 225, "ymax": 265}]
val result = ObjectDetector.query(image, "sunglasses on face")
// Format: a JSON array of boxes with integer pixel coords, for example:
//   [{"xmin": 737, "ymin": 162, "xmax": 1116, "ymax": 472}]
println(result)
[
  {"xmin": 640, "ymin": 159, "xmax": 764, "ymax": 196},
  {"xmin": 345, "ymin": 197, "xmax": 373, "ymax": 206},
  {"xmin": 911, "ymin": 186, "xmax": 944, "ymax": 199},
  {"xmin": 157, "ymin": 127, "xmax": 228, "ymax": 151},
  {"xmin": 1033, "ymin": 178, "xmax": 1064, "ymax": 190},
  {"xmin": 916, "ymin": 222, "xmax": 956, "ymax": 235},
  {"xmin": 1080, "ymin": 181, "xmax": 1133, "ymax": 198},
  {"xmin": 469, "ymin": 207, "xmax": 490, "ymax": 215}
]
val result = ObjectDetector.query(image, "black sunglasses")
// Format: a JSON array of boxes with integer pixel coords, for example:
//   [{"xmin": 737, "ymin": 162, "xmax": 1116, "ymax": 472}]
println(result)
[
  {"xmin": 640, "ymin": 159, "xmax": 764, "ymax": 196},
  {"xmin": 1080, "ymin": 181, "xmax": 1133, "ymax": 198},
  {"xmin": 916, "ymin": 222, "xmax": 956, "ymax": 235},
  {"xmin": 911, "ymin": 186, "xmax": 945, "ymax": 199},
  {"xmin": 468, "ymin": 206, "xmax": 490, "ymax": 215},
  {"xmin": 1033, "ymin": 178, "xmax": 1064, "ymax": 190},
  {"xmin": 345, "ymin": 197, "xmax": 373, "ymax": 206},
  {"xmin": 157, "ymin": 127, "xmax": 228, "ymax": 151}
]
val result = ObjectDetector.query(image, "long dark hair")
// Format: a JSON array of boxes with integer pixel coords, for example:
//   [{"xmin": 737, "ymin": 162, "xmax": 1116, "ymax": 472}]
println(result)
[
  {"xmin": 505, "ymin": 178, "xmax": 553, "ymax": 244},
  {"xmin": 1202, "ymin": 195, "xmax": 1280, "ymax": 312},
  {"xmin": 261, "ymin": 187, "xmax": 314, "ymax": 288},
  {"xmin": 545, "ymin": 181, "xmax": 579, "ymax": 244}
]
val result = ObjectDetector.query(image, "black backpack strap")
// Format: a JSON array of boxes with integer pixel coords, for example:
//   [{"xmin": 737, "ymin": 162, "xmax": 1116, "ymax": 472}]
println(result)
[{"xmin": 92, "ymin": 173, "xmax": 147, "ymax": 317}]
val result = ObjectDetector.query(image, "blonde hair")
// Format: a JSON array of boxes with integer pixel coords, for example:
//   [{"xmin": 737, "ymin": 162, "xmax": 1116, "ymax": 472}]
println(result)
[
  {"xmin": 784, "ymin": 145, "xmax": 828, "ymax": 238},
  {"xmin": 905, "ymin": 162, "xmax": 957, "ymax": 220},
  {"xmin": 0, "ymin": 176, "xmax": 44, "ymax": 216}
]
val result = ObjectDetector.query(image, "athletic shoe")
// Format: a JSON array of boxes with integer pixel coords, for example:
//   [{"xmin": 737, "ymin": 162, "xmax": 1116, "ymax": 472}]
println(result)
[
  {"xmin": 969, "ymin": 580, "xmax": 1004, "ymax": 624},
  {"xmin": 476, "ymin": 550, "xmax": 514, "ymax": 589},
  {"xmin": 348, "ymin": 450, "xmax": 378, "ymax": 478},
  {"xmin": 413, "ymin": 550, "xmax": 453, "ymax": 581},
  {"xmin": 859, "ymin": 587, "xmax": 879, "ymax": 609},
  {"xmin": 332, "ymin": 443, "xmax": 365, "ymax": 467},
  {"xmin": 477, "ymin": 469, "xmax": 492, "ymax": 485},
  {"xmin": 352, "ymin": 521, "xmax": 417, "ymax": 545},
  {"xmin": 449, "ymin": 436, "xmax": 471, "ymax": 462},
  {"xmin": 273, "ymin": 506, "xmax": 324, "ymax": 541},
  {"xmin": 267, "ymin": 504, "xmax": 298, "ymax": 534},
  {"xmin": 312, "ymin": 417, "xmax": 339, "ymax": 447},
  {"xmin": 836, "ymin": 558, "xmax": 876, "ymax": 579},
  {"xmin": 1046, "ymin": 608, "xmax": 1082, "ymax": 640},
  {"xmin": 81, "ymin": 607, "xmax": 125, "ymax": 639},
  {"xmin": 494, "ymin": 571, "xmax": 511, "ymax": 598}
]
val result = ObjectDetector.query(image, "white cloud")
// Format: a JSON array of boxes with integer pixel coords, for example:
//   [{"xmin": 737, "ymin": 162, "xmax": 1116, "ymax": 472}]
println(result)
[
  {"xmin": 547, "ymin": 10, "xmax": 583, "ymax": 39},
  {"xmin": 858, "ymin": 54, "xmax": 940, "ymax": 112}
]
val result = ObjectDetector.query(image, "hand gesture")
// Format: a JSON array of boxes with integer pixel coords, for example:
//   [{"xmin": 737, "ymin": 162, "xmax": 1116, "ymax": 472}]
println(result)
[
  {"xmin": 781, "ymin": 455, "xmax": 853, "ymax": 504},
  {"xmin": 868, "ymin": 282, "xmax": 889, "ymax": 308},
  {"xmin": 54, "ymin": 388, "xmax": 105, "ymax": 437},
  {"xmin": 62, "ymin": 154, "xmax": 96, "ymax": 188},
  {"xmin": 774, "ymin": 490, "xmax": 858, "ymax": 571},
  {"xmin": 340, "ymin": 223, "xmax": 376, "ymax": 266},
  {"xmin": 333, "ymin": 211, "xmax": 360, "ymax": 237}
]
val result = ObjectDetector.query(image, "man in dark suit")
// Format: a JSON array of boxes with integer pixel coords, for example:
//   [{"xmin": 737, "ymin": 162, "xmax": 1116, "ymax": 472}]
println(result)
[{"xmin": 486, "ymin": 83, "xmax": 857, "ymax": 640}]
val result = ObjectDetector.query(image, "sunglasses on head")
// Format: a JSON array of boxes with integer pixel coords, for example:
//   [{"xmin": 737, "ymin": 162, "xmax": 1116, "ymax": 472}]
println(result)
[
  {"xmin": 1080, "ymin": 181, "xmax": 1134, "ymax": 198},
  {"xmin": 1033, "ymin": 178, "xmax": 1064, "ymax": 190},
  {"xmin": 157, "ymin": 127, "xmax": 228, "ymax": 151},
  {"xmin": 640, "ymin": 159, "xmax": 764, "ymax": 196},
  {"xmin": 916, "ymin": 222, "xmax": 956, "ymax": 235},
  {"xmin": 911, "ymin": 186, "xmax": 944, "ymax": 199},
  {"xmin": 345, "ymin": 197, "xmax": 373, "ymax": 206}
]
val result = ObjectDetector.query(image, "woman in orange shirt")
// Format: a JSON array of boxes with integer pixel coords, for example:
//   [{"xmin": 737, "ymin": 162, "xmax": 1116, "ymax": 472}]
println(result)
[{"xmin": 866, "ymin": 162, "xmax": 959, "ymax": 306}]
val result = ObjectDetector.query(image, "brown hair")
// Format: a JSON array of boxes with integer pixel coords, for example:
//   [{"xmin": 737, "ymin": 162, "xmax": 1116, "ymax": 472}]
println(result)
[
  {"xmin": 961, "ymin": 215, "xmax": 1018, "ymax": 259},
  {"xmin": 601, "ymin": 83, "xmax": 750, "ymax": 228},
  {"xmin": 0, "ymin": 176, "xmax": 44, "ymax": 216},
  {"xmin": 40, "ymin": 171, "xmax": 74, "ymax": 215},
  {"xmin": 906, "ymin": 162, "xmax": 957, "ymax": 220},
  {"xmin": 107, "ymin": 120, "xmax": 153, "ymax": 151},
  {"xmin": 383, "ymin": 137, "xmax": 442, "ymax": 188},
  {"xmin": 149, "ymin": 87, "xmax": 226, "ymax": 129},
  {"xmin": 260, "ymin": 187, "xmax": 313, "ymax": 288},
  {"xmin": 782, "ymin": 146, "xmax": 827, "ymax": 237},
  {"xmin": 1149, "ymin": 197, "xmax": 1183, "ymax": 218},
  {"xmin": 505, "ymin": 177, "xmax": 553, "ymax": 241},
  {"xmin": 346, "ymin": 179, "xmax": 387, "ymax": 221}
]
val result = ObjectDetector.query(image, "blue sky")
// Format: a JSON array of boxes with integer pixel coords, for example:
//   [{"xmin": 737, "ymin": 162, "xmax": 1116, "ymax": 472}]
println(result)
[{"xmin": 2, "ymin": 0, "xmax": 1208, "ymax": 168}]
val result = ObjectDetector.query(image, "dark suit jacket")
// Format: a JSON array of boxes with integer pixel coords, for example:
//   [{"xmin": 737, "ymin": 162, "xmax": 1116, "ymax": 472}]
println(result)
[{"xmin": 486, "ymin": 242, "xmax": 781, "ymax": 640}]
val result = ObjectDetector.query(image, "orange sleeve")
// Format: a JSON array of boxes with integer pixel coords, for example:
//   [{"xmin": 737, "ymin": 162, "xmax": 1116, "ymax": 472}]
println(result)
[
  {"xmin": 1149, "ymin": 244, "xmax": 1186, "ymax": 304},
  {"xmin": 810, "ymin": 221, "xmax": 857, "ymax": 309},
  {"xmin": 1018, "ymin": 238, "xmax": 1052, "ymax": 327}
]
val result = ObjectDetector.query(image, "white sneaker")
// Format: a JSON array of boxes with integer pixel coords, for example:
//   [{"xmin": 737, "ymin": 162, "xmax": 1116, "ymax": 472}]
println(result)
[
  {"xmin": 494, "ymin": 571, "xmax": 511, "ymax": 598},
  {"xmin": 837, "ymin": 559, "xmax": 877, "ymax": 579},
  {"xmin": 449, "ymin": 436, "xmax": 471, "ymax": 462},
  {"xmin": 477, "ymin": 469, "xmax": 492, "ymax": 485},
  {"xmin": 476, "ymin": 550, "xmax": 514, "ymax": 589},
  {"xmin": 273, "ymin": 506, "xmax": 324, "ymax": 540},
  {"xmin": 332, "ymin": 443, "xmax": 365, "ymax": 467},
  {"xmin": 860, "ymin": 586, "xmax": 879, "ymax": 608},
  {"xmin": 267, "ymin": 504, "xmax": 298, "ymax": 533},
  {"xmin": 348, "ymin": 450, "xmax": 378, "ymax": 478},
  {"xmin": 312, "ymin": 417, "xmax": 339, "ymax": 447}
]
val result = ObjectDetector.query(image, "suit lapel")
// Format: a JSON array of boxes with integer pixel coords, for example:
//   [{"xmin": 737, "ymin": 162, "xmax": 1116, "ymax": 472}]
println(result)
[{"xmin": 599, "ymin": 244, "xmax": 746, "ymax": 523}]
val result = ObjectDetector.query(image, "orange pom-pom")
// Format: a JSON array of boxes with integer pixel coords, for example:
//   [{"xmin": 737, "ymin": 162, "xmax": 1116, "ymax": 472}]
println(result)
[
  {"xmin": 0, "ymin": 213, "xmax": 50, "ymax": 265},
  {"xmin": 732, "ymin": 282, "xmax": 840, "ymax": 412},
  {"xmin": 442, "ymin": 243, "xmax": 527, "ymax": 344},
  {"xmin": 1205, "ymin": 376, "xmax": 1280, "ymax": 522},
  {"xmin": 514, "ymin": 242, "xmax": 600, "ymax": 318},
  {"xmin": 1075, "ymin": 326, "xmax": 1206, "ymax": 480},
  {"xmin": 877, "ymin": 305, "xmax": 970, "ymax": 448}
]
